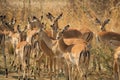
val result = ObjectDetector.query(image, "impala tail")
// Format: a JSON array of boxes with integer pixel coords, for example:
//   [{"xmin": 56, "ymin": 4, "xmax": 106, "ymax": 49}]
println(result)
[
  {"xmin": 79, "ymin": 48, "xmax": 90, "ymax": 66},
  {"xmin": 79, "ymin": 46, "xmax": 90, "ymax": 79}
]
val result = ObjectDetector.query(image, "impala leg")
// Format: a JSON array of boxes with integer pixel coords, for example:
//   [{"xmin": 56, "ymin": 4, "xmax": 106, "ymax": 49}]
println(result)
[
  {"xmin": 23, "ymin": 67, "xmax": 26, "ymax": 80},
  {"xmin": 3, "ymin": 50, "xmax": 8, "ymax": 78},
  {"xmin": 45, "ymin": 56, "xmax": 48, "ymax": 72},
  {"xmin": 17, "ymin": 62, "xmax": 21, "ymax": 80},
  {"xmin": 113, "ymin": 59, "xmax": 119, "ymax": 80},
  {"xmin": 1, "ymin": 37, "xmax": 8, "ymax": 78},
  {"xmin": 69, "ymin": 65, "xmax": 72, "ymax": 80},
  {"xmin": 58, "ymin": 58, "xmax": 61, "ymax": 77},
  {"xmin": 92, "ymin": 55, "xmax": 97, "ymax": 71},
  {"xmin": 10, "ymin": 50, "xmax": 17, "ymax": 71},
  {"xmin": 114, "ymin": 72, "xmax": 119, "ymax": 80},
  {"xmin": 55, "ymin": 57, "xmax": 59, "ymax": 77},
  {"xmin": 95, "ymin": 50, "xmax": 101, "ymax": 72},
  {"xmin": 53, "ymin": 57, "xmax": 57, "ymax": 78},
  {"xmin": 97, "ymin": 57, "xmax": 101, "ymax": 72},
  {"xmin": 50, "ymin": 57, "xmax": 53, "ymax": 80},
  {"xmin": 64, "ymin": 62, "xmax": 69, "ymax": 80}
]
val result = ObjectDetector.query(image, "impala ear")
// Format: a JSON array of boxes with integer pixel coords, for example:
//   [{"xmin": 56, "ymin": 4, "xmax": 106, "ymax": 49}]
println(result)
[
  {"xmin": 33, "ymin": 16, "xmax": 37, "ymax": 19},
  {"xmin": 0, "ymin": 15, "xmax": 6, "ymax": 21},
  {"xmin": 46, "ymin": 12, "xmax": 55, "ymax": 21},
  {"xmin": 61, "ymin": 24, "xmax": 70, "ymax": 33},
  {"xmin": 103, "ymin": 19, "xmax": 110, "ymax": 26},
  {"xmin": 23, "ymin": 26, "xmax": 27, "ymax": 32},
  {"xmin": 54, "ymin": 13, "xmax": 63, "ymax": 22},
  {"xmin": 41, "ymin": 23, "xmax": 46, "ymax": 31},
  {"xmin": 11, "ymin": 17, "xmax": 16, "ymax": 25},
  {"xmin": 17, "ymin": 25, "xmax": 21, "ymax": 33},
  {"xmin": 95, "ymin": 18, "xmax": 101, "ymax": 25},
  {"xmin": 27, "ymin": 17, "xmax": 31, "ymax": 23},
  {"xmin": 60, "ymin": 13, "xmax": 63, "ymax": 17},
  {"xmin": 40, "ymin": 15, "xmax": 43, "ymax": 20},
  {"xmin": 101, "ymin": 19, "xmax": 110, "ymax": 31},
  {"xmin": 50, "ymin": 25, "xmax": 53, "ymax": 28},
  {"xmin": 64, "ymin": 24, "xmax": 70, "ymax": 30}
]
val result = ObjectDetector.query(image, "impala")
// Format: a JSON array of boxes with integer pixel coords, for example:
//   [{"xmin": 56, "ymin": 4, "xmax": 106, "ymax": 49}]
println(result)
[
  {"xmin": 38, "ymin": 38, "xmax": 55, "ymax": 80},
  {"xmin": 95, "ymin": 18, "xmax": 120, "ymax": 48},
  {"xmin": 94, "ymin": 18, "xmax": 120, "ymax": 73},
  {"xmin": 15, "ymin": 41, "xmax": 31, "ymax": 80},
  {"xmin": 37, "ymin": 26, "xmax": 68, "ymax": 79},
  {"xmin": 10, "ymin": 25, "xmax": 28, "ymax": 67},
  {"xmin": 0, "ymin": 15, "xmax": 17, "ymax": 78},
  {"xmin": 0, "ymin": 31, "xmax": 8, "ymax": 77},
  {"xmin": 27, "ymin": 18, "xmax": 56, "ymax": 79},
  {"xmin": 56, "ymin": 26, "xmax": 90, "ymax": 80},
  {"xmin": 13, "ymin": 25, "xmax": 34, "ymax": 80},
  {"xmin": 37, "ymin": 25, "xmax": 90, "ymax": 80},
  {"xmin": 46, "ymin": 12, "xmax": 63, "ymax": 39},
  {"xmin": 34, "ymin": 25, "xmax": 64, "ymax": 80},
  {"xmin": 26, "ymin": 16, "xmax": 44, "ymax": 48}
]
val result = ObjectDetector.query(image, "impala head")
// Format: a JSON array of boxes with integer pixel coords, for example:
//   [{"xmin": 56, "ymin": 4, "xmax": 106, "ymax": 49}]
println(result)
[
  {"xmin": 17, "ymin": 25, "xmax": 27, "ymax": 41},
  {"xmin": 50, "ymin": 13, "xmax": 63, "ymax": 30},
  {"xmin": 4, "ymin": 22, "xmax": 14, "ymax": 32},
  {"xmin": 46, "ymin": 12, "xmax": 55, "ymax": 21},
  {"xmin": 54, "ymin": 13, "xmax": 63, "ymax": 22},
  {"xmin": 32, "ymin": 16, "xmax": 38, "ymax": 21},
  {"xmin": 38, "ymin": 26, "xmax": 46, "ymax": 40},
  {"xmin": 40, "ymin": 15, "xmax": 43, "ymax": 21},
  {"xmin": 96, "ymin": 18, "xmax": 110, "ymax": 31},
  {"xmin": 40, "ymin": 24, "xmax": 46, "ymax": 31},
  {"xmin": 0, "ymin": 15, "xmax": 6, "ymax": 22},
  {"xmin": 29, "ymin": 16, "xmax": 44, "ymax": 30},
  {"xmin": 50, "ymin": 23, "xmax": 59, "ymax": 33},
  {"xmin": 4, "ymin": 16, "xmax": 17, "ymax": 32},
  {"xmin": 50, "ymin": 13, "xmax": 63, "ymax": 38},
  {"xmin": 27, "ymin": 17, "xmax": 32, "ymax": 30},
  {"xmin": 32, "ymin": 16, "xmax": 41, "ymax": 23},
  {"xmin": 56, "ymin": 24, "xmax": 70, "ymax": 39},
  {"xmin": 10, "ymin": 17, "xmax": 16, "ymax": 25}
]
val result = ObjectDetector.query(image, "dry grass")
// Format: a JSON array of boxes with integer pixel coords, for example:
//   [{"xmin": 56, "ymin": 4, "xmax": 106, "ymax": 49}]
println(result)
[{"xmin": 0, "ymin": 0, "xmax": 120, "ymax": 80}]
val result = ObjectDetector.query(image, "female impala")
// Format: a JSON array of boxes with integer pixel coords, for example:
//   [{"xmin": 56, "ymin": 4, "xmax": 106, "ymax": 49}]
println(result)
[
  {"xmin": 27, "ymin": 18, "xmax": 56, "ymax": 79},
  {"xmin": 113, "ymin": 46, "xmax": 120, "ymax": 80},
  {"xmin": 0, "ymin": 15, "xmax": 17, "ymax": 78},
  {"xmin": 95, "ymin": 18, "xmax": 120, "ymax": 74},
  {"xmin": 0, "ymin": 31, "xmax": 8, "ymax": 77},
  {"xmin": 13, "ymin": 25, "xmax": 33, "ymax": 80},
  {"xmin": 10, "ymin": 25, "xmax": 28, "ymax": 67},
  {"xmin": 15, "ymin": 40, "xmax": 31, "ymax": 80},
  {"xmin": 38, "ymin": 25, "xmax": 90, "ymax": 80},
  {"xmin": 46, "ymin": 12, "xmax": 63, "ymax": 39},
  {"xmin": 95, "ymin": 18, "xmax": 120, "ymax": 48},
  {"xmin": 56, "ymin": 26, "xmax": 90, "ymax": 80}
]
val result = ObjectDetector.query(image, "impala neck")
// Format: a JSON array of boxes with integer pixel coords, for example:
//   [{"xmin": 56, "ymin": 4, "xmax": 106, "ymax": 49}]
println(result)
[
  {"xmin": 51, "ymin": 21, "xmax": 58, "ymax": 39},
  {"xmin": 52, "ymin": 30, "xmax": 57, "ymax": 39},
  {"xmin": 58, "ymin": 35, "xmax": 68, "ymax": 52},
  {"xmin": 40, "ymin": 30, "xmax": 53, "ymax": 49}
]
